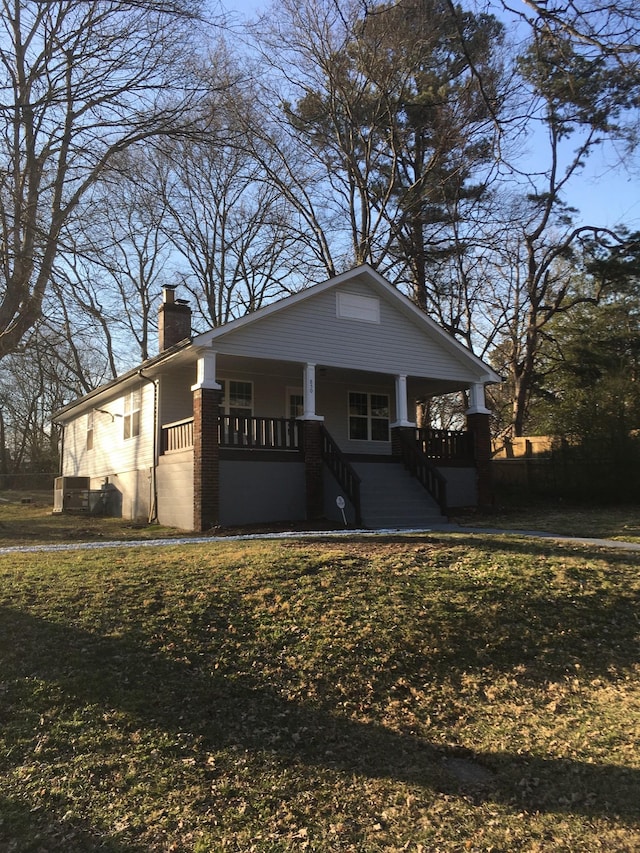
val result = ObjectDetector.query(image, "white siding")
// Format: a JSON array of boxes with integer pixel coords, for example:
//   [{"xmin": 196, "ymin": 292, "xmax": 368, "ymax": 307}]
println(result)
[
  {"xmin": 157, "ymin": 363, "xmax": 306, "ymax": 424},
  {"xmin": 61, "ymin": 382, "xmax": 155, "ymax": 520},
  {"xmin": 214, "ymin": 277, "xmax": 482, "ymax": 382},
  {"xmin": 215, "ymin": 367, "xmax": 394, "ymax": 453},
  {"xmin": 62, "ymin": 381, "xmax": 155, "ymax": 479},
  {"xmin": 158, "ymin": 364, "xmax": 196, "ymax": 426}
]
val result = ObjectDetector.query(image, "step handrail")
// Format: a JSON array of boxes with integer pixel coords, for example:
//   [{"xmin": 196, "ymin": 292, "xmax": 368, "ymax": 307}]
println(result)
[
  {"xmin": 321, "ymin": 426, "xmax": 362, "ymax": 525},
  {"xmin": 397, "ymin": 430, "xmax": 448, "ymax": 513}
]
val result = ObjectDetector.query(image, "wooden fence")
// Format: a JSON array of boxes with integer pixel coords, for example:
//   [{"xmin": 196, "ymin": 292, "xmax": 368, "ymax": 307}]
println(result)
[{"xmin": 491, "ymin": 436, "xmax": 640, "ymax": 501}]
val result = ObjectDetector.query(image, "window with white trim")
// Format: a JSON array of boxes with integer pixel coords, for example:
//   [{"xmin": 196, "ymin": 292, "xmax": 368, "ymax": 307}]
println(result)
[
  {"xmin": 287, "ymin": 387, "xmax": 304, "ymax": 418},
  {"xmin": 348, "ymin": 392, "xmax": 390, "ymax": 441},
  {"xmin": 86, "ymin": 411, "xmax": 94, "ymax": 451},
  {"xmin": 123, "ymin": 388, "xmax": 141, "ymax": 440},
  {"xmin": 218, "ymin": 380, "xmax": 253, "ymax": 416}
]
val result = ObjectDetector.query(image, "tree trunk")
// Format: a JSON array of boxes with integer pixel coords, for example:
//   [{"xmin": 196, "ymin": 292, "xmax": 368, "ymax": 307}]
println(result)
[{"xmin": 0, "ymin": 410, "xmax": 8, "ymax": 489}]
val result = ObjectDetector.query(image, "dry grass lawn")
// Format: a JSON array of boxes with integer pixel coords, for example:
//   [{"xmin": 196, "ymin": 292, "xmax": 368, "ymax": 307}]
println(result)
[{"xmin": 0, "ymin": 494, "xmax": 638, "ymax": 851}]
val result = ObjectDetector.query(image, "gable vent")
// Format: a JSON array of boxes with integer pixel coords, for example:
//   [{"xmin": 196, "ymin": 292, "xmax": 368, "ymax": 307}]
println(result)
[{"xmin": 336, "ymin": 291, "xmax": 380, "ymax": 324}]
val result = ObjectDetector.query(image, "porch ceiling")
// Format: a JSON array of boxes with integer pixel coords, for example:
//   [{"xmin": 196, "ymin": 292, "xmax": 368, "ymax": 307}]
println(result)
[{"xmin": 216, "ymin": 354, "xmax": 472, "ymax": 397}]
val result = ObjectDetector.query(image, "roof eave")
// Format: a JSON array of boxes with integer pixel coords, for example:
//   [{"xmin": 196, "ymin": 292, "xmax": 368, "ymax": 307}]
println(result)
[
  {"xmin": 194, "ymin": 264, "xmax": 501, "ymax": 384},
  {"xmin": 53, "ymin": 338, "xmax": 194, "ymax": 422}
]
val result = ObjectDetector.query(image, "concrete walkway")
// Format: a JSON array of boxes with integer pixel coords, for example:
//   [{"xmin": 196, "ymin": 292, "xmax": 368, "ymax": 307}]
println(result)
[
  {"xmin": 1, "ymin": 524, "xmax": 640, "ymax": 554},
  {"xmin": 437, "ymin": 524, "xmax": 640, "ymax": 552}
]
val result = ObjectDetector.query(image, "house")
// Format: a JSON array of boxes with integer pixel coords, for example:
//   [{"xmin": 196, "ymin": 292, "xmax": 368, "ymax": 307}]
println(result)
[{"xmin": 54, "ymin": 265, "xmax": 500, "ymax": 530}]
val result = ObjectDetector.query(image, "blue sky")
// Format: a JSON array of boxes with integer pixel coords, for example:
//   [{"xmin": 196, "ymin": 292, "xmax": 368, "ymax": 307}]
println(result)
[{"xmin": 561, "ymin": 144, "xmax": 640, "ymax": 230}]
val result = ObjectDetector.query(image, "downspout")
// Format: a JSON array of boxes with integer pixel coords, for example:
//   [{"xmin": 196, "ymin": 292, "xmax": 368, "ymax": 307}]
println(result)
[
  {"xmin": 57, "ymin": 422, "xmax": 64, "ymax": 477},
  {"xmin": 138, "ymin": 370, "xmax": 159, "ymax": 523}
]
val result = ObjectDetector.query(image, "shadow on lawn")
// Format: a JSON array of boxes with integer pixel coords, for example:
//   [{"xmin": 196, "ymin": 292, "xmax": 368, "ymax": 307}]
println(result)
[
  {"xmin": 0, "ymin": 795, "xmax": 145, "ymax": 853},
  {"xmin": 2, "ymin": 601, "xmax": 639, "ymax": 850}
]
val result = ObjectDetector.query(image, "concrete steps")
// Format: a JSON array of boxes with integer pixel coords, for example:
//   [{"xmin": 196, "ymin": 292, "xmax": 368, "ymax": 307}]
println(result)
[{"xmin": 352, "ymin": 460, "xmax": 445, "ymax": 529}]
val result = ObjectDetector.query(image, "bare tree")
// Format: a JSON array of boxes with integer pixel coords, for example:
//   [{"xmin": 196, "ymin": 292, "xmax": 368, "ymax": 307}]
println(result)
[
  {"xmin": 0, "ymin": 322, "xmax": 100, "ymax": 482},
  {"xmin": 220, "ymin": 43, "xmax": 344, "ymax": 283},
  {"xmin": 153, "ymin": 136, "xmax": 292, "ymax": 326},
  {"xmin": 66, "ymin": 152, "xmax": 178, "ymax": 363},
  {"xmin": 0, "ymin": 0, "xmax": 215, "ymax": 361},
  {"xmin": 49, "ymin": 258, "xmax": 129, "ymax": 383}
]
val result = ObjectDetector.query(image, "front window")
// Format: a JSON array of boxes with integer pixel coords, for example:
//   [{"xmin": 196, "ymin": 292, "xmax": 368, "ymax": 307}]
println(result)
[
  {"xmin": 124, "ymin": 388, "xmax": 141, "ymax": 440},
  {"xmin": 228, "ymin": 381, "xmax": 252, "ymax": 417},
  {"xmin": 348, "ymin": 392, "xmax": 390, "ymax": 441},
  {"xmin": 219, "ymin": 380, "xmax": 253, "ymax": 417},
  {"xmin": 287, "ymin": 388, "xmax": 304, "ymax": 418}
]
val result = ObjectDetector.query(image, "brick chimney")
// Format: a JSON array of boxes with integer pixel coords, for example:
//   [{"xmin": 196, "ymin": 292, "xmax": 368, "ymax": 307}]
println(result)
[{"xmin": 159, "ymin": 285, "xmax": 191, "ymax": 351}]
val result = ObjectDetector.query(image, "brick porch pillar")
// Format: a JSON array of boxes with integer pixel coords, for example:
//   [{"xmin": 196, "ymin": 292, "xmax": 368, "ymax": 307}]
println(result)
[
  {"xmin": 193, "ymin": 386, "xmax": 222, "ymax": 532},
  {"xmin": 302, "ymin": 419, "xmax": 324, "ymax": 520},
  {"xmin": 466, "ymin": 383, "xmax": 493, "ymax": 508},
  {"xmin": 391, "ymin": 425, "xmax": 414, "ymax": 457}
]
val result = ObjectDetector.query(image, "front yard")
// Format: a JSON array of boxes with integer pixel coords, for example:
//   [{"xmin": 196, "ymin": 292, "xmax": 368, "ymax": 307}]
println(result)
[{"xmin": 0, "ymin": 510, "xmax": 638, "ymax": 851}]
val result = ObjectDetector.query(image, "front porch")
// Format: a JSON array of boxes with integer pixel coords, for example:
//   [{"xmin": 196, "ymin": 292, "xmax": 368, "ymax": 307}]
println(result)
[
  {"xmin": 162, "ymin": 414, "xmax": 474, "ymax": 462},
  {"xmin": 158, "ymin": 413, "xmax": 481, "ymax": 530}
]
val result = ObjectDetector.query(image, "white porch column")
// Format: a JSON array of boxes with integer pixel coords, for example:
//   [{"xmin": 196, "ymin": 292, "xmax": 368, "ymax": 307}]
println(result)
[
  {"xmin": 391, "ymin": 374, "xmax": 415, "ymax": 428},
  {"xmin": 302, "ymin": 362, "xmax": 324, "ymax": 421},
  {"xmin": 191, "ymin": 348, "xmax": 222, "ymax": 392},
  {"xmin": 466, "ymin": 382, "xmax": 491, "ymax": 415}
]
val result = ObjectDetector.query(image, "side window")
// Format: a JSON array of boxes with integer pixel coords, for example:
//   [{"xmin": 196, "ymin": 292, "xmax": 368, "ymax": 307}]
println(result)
[
  {"xmin": 86, "ymin": 411, "xmax": 94, "ymax": 451},
  {"xmin": 124, "ymin": 388, "xmax": 141, "ymax": 440},
  {"xmin": 348, "ymin": 392, "xmax": 390, "ymax": 441}
]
